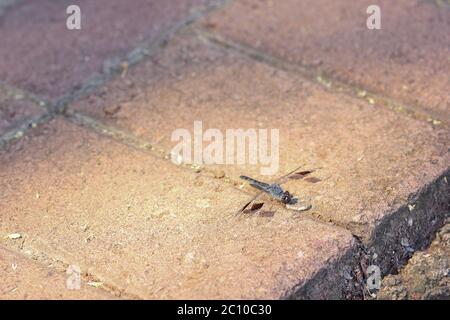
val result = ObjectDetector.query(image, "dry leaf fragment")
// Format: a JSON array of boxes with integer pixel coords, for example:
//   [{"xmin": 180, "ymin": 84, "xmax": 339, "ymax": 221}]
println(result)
[
  {"xmin": 87, "ymin": 281, "xmax": 103, "ymax": 288},
  {"xmin": 6, "ymin": 233, "xmax": 22, "ymax": 240}
]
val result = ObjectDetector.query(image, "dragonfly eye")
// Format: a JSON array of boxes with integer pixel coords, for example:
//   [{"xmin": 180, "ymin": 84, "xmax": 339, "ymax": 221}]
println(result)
[{"xmin": 281, "ymin": 192, "xmax": 292, "ymax": 204}]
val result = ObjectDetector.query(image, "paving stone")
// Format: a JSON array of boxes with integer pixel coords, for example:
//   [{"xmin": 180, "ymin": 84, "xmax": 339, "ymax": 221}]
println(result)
[
  {"xmin": 0, "ymin": 0, "xmax": 208, "ymax": 100},
  {"xmin": 0, "ymin": 84, "xmax": 45, "ymax": 136},
  {"xmin": 0, "ymin": 118, "xmax": 356, "ymax": 299},
  {"xmin": 199, "ymin": 0, "xmax": 450, "ymax": 118},
  {"xmin": 70, "ymin": 31, "xmax": 450, "ymax": 274},
  {"xmin": 0, "ymin": 246, "xmax": 115, "ymax": 299}
]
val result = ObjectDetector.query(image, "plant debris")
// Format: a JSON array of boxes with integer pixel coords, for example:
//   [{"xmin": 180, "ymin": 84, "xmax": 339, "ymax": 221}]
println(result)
[
  {"xmin": 289, "ymin": 170, "xmax": 314, "ymax": 179},
  {"xmin": 87, "ymin": 281, "xmax": 103, "ymax": 288},
  {"xmin": 5, "ymin": 233, "xmax": 22, "ymax": 240}
]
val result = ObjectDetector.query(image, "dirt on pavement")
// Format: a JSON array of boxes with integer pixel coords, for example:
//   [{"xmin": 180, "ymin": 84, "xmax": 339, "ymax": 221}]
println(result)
[{"xmin": 378, "ymin": 219, "xmax": 450, "ymax": 300}]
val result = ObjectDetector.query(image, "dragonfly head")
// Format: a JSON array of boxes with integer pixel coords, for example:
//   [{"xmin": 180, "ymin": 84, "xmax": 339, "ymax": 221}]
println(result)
[{"xmin": 281, "ymin": 191, "xmax": 293, "ymax": 204}]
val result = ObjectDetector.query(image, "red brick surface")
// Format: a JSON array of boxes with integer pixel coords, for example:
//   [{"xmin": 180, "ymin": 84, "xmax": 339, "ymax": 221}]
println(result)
[
  {"xmin": 71, "ymin": 32, "xmax": 450, "ymax": 241},
  {"xmin": 200, "ymin": 0, "xmax": 450, "ymax": 117},
  {"xmin": 0, "ymin": 0, "xmax": 207, "ymax": 100},
  {"xmin": 0, "ymin": 247, "xmax": 114, "ymax": 299},
  {"xmin": 0, "ymin": 119, "xmax": 355, "ymax": 299},
  {"xmin": 1, "ymin": 0, "xmax": 448, "ymax": 300}
]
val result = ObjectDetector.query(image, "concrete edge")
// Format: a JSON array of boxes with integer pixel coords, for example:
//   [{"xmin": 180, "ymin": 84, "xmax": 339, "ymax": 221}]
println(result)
[
  {"xmin": 291, "ymin": 168, "xmax": 449, "ymax": 299},
  {"xmin": 368, "ymin": 169, "xmax": 450, "ymax": 276},
  {"xmin": 288, "ymin": 239, "xmax": 365, "ymax": 299}
]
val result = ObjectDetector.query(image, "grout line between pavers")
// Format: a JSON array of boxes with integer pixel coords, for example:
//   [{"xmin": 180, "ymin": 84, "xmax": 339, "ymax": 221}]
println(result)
[
  {"xmin": 63, "ymin": 111, "xmax": 363, "ymax": 236},
  {"xmin": 0, "ymin": 0, "xmax": 232, "ymax": 149},
  {"xmin": 0, "ymin": 82, "xmax": 54, "ymax": 149},
  {"xmin": 63, "ymin": 111, "xmax": 265, "ymax": 194},
  {"xmin": 63, "ymin": 111, "xmax": 281, "ymax": 193},
  {"xmin": 0, "ymin": 82, "xmax": 51, "ymax": 110},
  {"xmin": 194, "ymin": 28, "xmax": 450, "ymax": 127},
  {"xmin": 0, "ymin": 241, "xmax": 143, "ymax": 299},
  {"xmin": 0, "ymin": 112, "xmax": 53, "ymax": 149},
  {"xmin": 51, "ymin": 0, "xmax": 233, "ymax": 115},
  {"xmin": 0, "ymin": 243, "xmax": 126, "ymax": 299}
]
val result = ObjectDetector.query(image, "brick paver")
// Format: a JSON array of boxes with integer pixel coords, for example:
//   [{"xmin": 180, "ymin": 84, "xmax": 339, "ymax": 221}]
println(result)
[
  {"xmin": 0, "ymin": 0, "xmax": 209, "ymax": 100},
  {"xmin": 70, "ymin": 31, "xmax": 450, "ymax": 268},
  {"xmin": 0, "ymin": 247, "xmax": 114, "ymax": 299},
  {"xmin": 0, "ymin": 119, "xmax": 356, "ymax": 299},
  {"xmin": 0, "ymin": 84, "xmax": 45, "ymax": 136},
  {"xmin": 1, "ymin": 0, "xmax": 449, "ymax": 300},
  {"xmin": 199, "ymin": 0, "xmax": 450, "ymax": 118}
]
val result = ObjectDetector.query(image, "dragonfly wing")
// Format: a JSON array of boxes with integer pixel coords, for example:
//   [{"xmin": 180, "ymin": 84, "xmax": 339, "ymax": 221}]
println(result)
[
  {"xmin": 236, "ymin": 192, "xmax": 263, "ymax": 216},
  {"xmin": 249, "ymin": 182, "xmax": 271, "ymax": 193}
]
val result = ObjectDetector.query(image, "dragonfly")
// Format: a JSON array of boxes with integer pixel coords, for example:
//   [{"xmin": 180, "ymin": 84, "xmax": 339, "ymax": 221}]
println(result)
[
  {"xmin": 239, "ymin": 176, "xmax": 294, "ymax": 204},
  {"xmin": 237, "ymin": 164, "xmax": 316, "ymax": 215}
]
